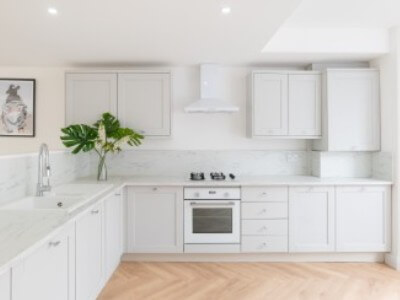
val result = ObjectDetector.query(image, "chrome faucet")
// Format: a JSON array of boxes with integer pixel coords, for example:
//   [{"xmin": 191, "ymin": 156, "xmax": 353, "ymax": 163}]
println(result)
[{"xmin": 37, "ymin": 143, "xmax": 51, "ymax": 196}]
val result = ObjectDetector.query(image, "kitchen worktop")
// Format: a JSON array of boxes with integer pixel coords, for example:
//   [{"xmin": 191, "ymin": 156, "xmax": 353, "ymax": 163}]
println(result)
[{"xmin": 0, "ymin": 175, "xmax": 392, "ymax": 272}]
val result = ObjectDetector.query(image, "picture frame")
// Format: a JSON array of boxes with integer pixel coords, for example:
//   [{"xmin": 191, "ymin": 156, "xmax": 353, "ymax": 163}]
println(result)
[{"xmin": 0, "ymin": 78, "xmax": 36, "ymax": 137}]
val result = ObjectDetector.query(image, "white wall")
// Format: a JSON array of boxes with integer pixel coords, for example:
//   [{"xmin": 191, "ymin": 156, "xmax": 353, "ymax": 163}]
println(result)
[
  {"xmin": 0, "ymin": 66, "xmax": 307, "ymax": 155},
  {"xmin": 370, "ymin": 27, "xmax": 400, "ymax": 269},
  {"xmin": 0, "ymin": 67, "xmax": 66, "ymax": 155}
]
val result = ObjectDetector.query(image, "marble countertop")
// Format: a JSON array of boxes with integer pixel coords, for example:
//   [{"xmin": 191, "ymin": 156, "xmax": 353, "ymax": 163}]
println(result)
[
  {"xmin": 81, "ymin": 175, "xmax": 392, "ymax": 187},
  {"xmin": 0, "ymin": 175, "xmax": 392, "ymax": 271}
]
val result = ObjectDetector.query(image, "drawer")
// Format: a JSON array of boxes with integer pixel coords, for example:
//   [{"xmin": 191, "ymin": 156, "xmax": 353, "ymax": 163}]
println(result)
[
  {"xmin": 242, "ymin": 187, "xmax": 288, "ymax": 202},
  {"xmin": 242, "ymin": 220, "xmax": 287, "ymax": 236},
  {"xmin": 242, "ymin": 202, "xmax": 288, "ymax": 219},
  {"xmin": 241, "ymin": 236, "xmax": 288, "ymax": 253},
  {"xmin": 184, "ymin": 187, "xmax": 241, "ymax": 200}
]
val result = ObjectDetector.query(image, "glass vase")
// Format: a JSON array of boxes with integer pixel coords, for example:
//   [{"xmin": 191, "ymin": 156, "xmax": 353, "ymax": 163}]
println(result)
[{"xmin": 97, "ymin": 153, "xmax": 107, "ymax": 181}]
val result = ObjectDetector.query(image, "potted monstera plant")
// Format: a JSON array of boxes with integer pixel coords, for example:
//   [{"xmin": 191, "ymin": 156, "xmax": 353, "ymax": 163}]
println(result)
[{"xmin": 60, "ymin": 112, "xmax": 144, "ymax": 181}]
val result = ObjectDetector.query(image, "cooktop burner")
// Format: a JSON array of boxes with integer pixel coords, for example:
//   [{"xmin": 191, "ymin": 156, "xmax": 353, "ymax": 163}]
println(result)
[{"xmin": 189, "ymin": 172, "xmax": 236, "ymax": 181}]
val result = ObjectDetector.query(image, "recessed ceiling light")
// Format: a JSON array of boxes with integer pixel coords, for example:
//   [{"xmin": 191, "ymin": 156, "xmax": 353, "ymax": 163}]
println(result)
[
  {"xmin": 48, "ymin": 7, "xmax": 58, "ymax": 15},
  {"xmin": 221, "ymin": 6, "xmax": 231, "ymax": 15}
]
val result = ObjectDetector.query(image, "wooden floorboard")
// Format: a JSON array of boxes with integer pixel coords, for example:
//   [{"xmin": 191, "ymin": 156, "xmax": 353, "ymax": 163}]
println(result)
[{"xmin": 98, "ymin": 262, "xmax": 400, "ymax": 300}]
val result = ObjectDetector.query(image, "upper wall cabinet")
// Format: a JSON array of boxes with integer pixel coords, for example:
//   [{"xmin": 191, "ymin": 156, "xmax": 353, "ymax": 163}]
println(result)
[
  {"xmin": 313, "ymin": 69, "xmax": 380, "ymax": 151},
  {"xmin": 247, "ymin": 71, "xmax": 322, "ymax": 139},
  {"xmin": 66, "ymin": 73, "xmax": 117, "ymax": 125},
  {"xmin": 65, "ymin": 71, "xmax": 172, "ymax": 137},
  {"xmin": 118, "ymin": 72, "xmax": 171, "ymax": 136}
]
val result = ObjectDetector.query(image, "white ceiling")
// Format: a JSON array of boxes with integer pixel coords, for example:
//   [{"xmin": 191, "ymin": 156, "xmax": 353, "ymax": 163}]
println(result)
[
  {"xmin": 0, "ymin": 0, "xmax": 301, "ymax": 67},
  {"xmin": 261, "ymin": 0, "xmax": 400, "ymax": 63}
]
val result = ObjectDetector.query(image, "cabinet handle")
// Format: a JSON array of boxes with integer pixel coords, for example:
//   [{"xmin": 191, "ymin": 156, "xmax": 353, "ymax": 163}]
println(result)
[
  {"xmin": 49, "ymin": 241, "xmax": 61, "ymax": 247},
  {"xmin": 259, "ymin": 209, "xmax": 267, "ymax": 214},
  {"xmin": 153, "ymin": 187, "xmax": 158, "ymax": 191},
  {"xmin": 114, "ymin": 193, "xmax": 121, "ymax": 196},
  {"xmin": 259, "ymin": 226, "xmax": 267, "ymax": 232},
  {"xmin": 91, "ymin": 209, "xmax": 100, "ymax": 214},
  {"xmin": 260, "ymin": 192, "xmax": 268, "ymax": 196}
]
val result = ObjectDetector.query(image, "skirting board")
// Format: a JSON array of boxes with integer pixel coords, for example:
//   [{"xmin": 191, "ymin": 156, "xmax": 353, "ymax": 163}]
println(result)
[
  {"xmin": 122, "ymin": 253, "xmax": 384, "ymax": 263},
  {"xmin": 385, "ymin": 253, "xmax": 400, "ymax": 270}
]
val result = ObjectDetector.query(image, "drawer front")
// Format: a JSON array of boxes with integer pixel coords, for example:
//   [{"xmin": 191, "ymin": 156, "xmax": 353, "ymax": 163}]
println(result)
[
  {"xmin": 242, "ymin": 202, "xmax": 288, "ymax": 219},
  {"xmin": 241, "ymin": 236, "xmax": 288, "ymax": 253},
  {"xmin": 242, "ymin": 187, "xmax": 288, "ymax": 202},
  {"xmin": 184, "ymin": 188, "xmax": 241, "ymax": 200},
  {"xmin": 242, "ymin": 220, "xmax": 288, "ymax": 236}
]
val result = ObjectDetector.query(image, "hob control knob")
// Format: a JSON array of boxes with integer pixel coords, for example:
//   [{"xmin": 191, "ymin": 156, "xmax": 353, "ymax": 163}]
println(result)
[{"xmin": 194, "ymin": 192, "xmax": 200, "ymax": 198}]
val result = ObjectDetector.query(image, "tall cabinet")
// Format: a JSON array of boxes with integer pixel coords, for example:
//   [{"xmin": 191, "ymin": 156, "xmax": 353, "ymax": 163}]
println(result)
[
  {"xmin": 66, "ymin": 71, "xmax": 172, "ymax": 136},
  {"xmin": 313, "ymin": 69, "xmax": 380, "ymax": 151}
]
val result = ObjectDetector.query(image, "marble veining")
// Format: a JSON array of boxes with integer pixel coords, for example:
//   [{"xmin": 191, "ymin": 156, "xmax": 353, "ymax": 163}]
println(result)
[{"xmin": 92, "ymin": 150, "xmax": 311, "ymax": 177}]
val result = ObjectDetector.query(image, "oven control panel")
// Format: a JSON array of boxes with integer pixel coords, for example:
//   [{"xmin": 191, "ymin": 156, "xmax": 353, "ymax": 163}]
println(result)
[{"xmin": 184, "ymin": 187, "xmax": 241, "ymax": 200}]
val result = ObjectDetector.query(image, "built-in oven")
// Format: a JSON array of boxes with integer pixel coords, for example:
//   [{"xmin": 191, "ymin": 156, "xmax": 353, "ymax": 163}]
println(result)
[{"xmin": 184, "ymin": 187, "xmax": 241, "ymax": 245}]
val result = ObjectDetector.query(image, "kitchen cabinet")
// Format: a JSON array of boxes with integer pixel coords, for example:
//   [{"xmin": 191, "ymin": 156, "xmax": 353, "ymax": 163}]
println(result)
[
  {"xmin": 248, "ymin": 71, "xmax": 321, "ymax": 139},
  {"xmin": 289, "ymin": 187, "xmax": 335, "ymax": 252},
  {"xmin": 241, "ymin": 186, "xmax": 288, "ymax": 253},
  {"xmin": 65, "ymin": 73, "xmax": 117, "ymax": 125},
  {"xmin": 336, "ymin": 186, "xmax": 391, "ymax": 252},
  {"xmin": 104, "ymin": 190, "xmax": 124, "ymax": 281},
  {"xmin": 313, "ymin": 69, "xmax": 380, "ymax": 151},
  {"xmin": 118, "ymin": 72, "xmax": 171, "ymax": 136},
  {"xmin": 12, "ymin": 223, "xmax": 75, "ymax": 300},
  {"xmin": 250, "ymin": 73, "xmax": 288, "ymax": 136},
  {"xmin": 288, "ymin": 74, "xmax": 321, "ymax": 136},
  {"xmin": 127, "ymin": 186, "xmax": 183, "ymax": 253},
  {"xmin": 75, "ymin": 202, "xmax": 104, "ymax": 300},
  {"xmin": 0, "ymin": 268, "xmax": 10, "ymax": 300}
]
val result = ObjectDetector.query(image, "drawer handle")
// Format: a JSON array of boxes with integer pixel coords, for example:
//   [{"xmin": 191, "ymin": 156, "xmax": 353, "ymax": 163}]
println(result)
[
  {"xmin": 260, "ymin": 192, "xmax": 268, "ymax": 196},
  {"xmin": 259, "ymin": 226, "xmax": 267, "ymax": 232},
  {"xmin": 91, "ymin": 209, "xmax": 100, "ymax": 214},
  {"xmin": 259, "ymin": 242, "xmax": 267, "ymax": 249},
  {"xmin": 259, "ymin": 209, "xmax": 267, "ymax": 214},
  {"xmin": 49, "ymin": 241, "xmax": 61, "ymax": 247},
  {"xmin": 114, "ymin": 193, "xmax": 121, "ymax": 196},
  {"xmin": 153, "ymin": 187, "xmax": 158, "ymax": 191}
]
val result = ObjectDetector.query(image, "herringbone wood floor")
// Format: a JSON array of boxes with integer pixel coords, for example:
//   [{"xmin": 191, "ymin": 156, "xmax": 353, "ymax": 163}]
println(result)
[{"xmin": 98, "ymin": 262, "xmax": 400, "ymax": 300}]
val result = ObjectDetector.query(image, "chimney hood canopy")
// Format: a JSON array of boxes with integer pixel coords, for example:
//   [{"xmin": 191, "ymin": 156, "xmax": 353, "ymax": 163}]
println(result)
[{"xmin": 184, "ymin": 64, "xmax": 239, "ymax": 113}]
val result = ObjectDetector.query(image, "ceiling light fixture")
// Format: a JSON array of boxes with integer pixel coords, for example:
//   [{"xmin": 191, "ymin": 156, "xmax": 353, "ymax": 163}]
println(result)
[
  {"xmin": 48, "ymin": 7, "xmax": 58, "ymax": 15},
  {"xmin": 221, "ymin": 6, "xmax": 231, "ymax": 15}
]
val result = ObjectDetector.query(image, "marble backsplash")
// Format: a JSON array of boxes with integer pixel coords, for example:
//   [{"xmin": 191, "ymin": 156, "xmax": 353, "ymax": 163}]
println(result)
[
  {"xmin": 0, "ymin": 151, "xmax": 90, "ymax": 205},
  {"xmin": 93, "ymin": 150, "xmax": 311, "ymax": 177}
]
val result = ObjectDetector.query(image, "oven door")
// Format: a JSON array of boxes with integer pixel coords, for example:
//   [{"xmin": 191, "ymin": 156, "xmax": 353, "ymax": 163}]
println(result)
[{"xmin": 184, "ymin": 200, "xmax": 240, "ymax": 244}]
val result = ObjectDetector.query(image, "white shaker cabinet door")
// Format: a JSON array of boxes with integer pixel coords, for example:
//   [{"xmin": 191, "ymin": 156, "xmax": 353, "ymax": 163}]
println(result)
[
  {"xmin": 118, "ymin": 72, "xmax": 171, "ymax": 136},
  {"xmin": 288, "ymin": 74, "xmax": 321, "ymax": 136},
  {"xmin": 289, "ymin": 187, "xmax": 335, "ymax": 252},
  {"xmin": 76, "ymin": 203, "xmax": 104, "ymax": 300},
  {"xmin": 104, "ymin": 190, "xmax": 124, "ymax": 281},
  {"xmin": 336, "ymin": 186, "xmax": 391, "ymax": 252},
  {"xmin": 12, "ymin": 223, "xmax": 75, "ymax": 300},
  {"xmin": 252, "ymin": 73, "xmax": 288, "ymax": 136},
  {"xmin": 0, "ymin": 269, "xmax": 10, "ymax": 300},
  {"xmin": 127, "ymin": 186, "xmax": 183, "ymax": 253},
  {"xmin": 66, "ymin": 73, "xmax": 117, "ymax": 125}
]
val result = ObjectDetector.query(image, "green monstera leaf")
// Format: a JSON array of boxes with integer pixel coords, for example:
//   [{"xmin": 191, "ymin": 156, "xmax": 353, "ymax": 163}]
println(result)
[{"xmin": 60, "ymin": 124, "xmax": 98, "ymax": 154}]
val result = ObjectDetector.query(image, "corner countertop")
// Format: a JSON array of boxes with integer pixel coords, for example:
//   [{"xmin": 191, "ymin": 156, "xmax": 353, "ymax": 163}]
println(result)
[{"xmin": 0, "ymin": 175, "xmax": 392, "ymax": 272}]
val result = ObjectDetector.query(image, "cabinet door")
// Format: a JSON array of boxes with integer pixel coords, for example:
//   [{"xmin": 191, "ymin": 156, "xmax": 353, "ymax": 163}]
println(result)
[
  {"xmin": 76, "ymin": 203, "xmax": 104, "ymax": 300},
  {"xmin": 118, "ymin": 73, "xmax": 171, "ymax": 136},
  {"xmin": 127, "ymin": 187, "xmax": 183, "ymax": 253},
  {"xmin": 252, "ymin": 73, "xmax": 288, "ymax": 136},
  {"xmin": 288, "ymin": 74, "xmax": 321, "ymax": 136},
  {"xmin": 0, "ymin": 269, "xmax": 10, "ymax": 300},
  {"xmin": 327, "ymin": 70, "xmax": 380, "ymax": 151},
  {"xmin": 336, "ymin": 186, "xmax": 391, "ymax": 252},
  {"xmin": 289, "ymin": 187, "xmax": 335, "ymax": 252},
  {"xmin": 12, "ymin": 224, "xmax": 75, "ymax": 300},
  {"xmin": 66, "ymin": 73, "xmax": 117, "ymax": 125},
  {"xmin": 104, "ymin": 191, "xmax": 123, "ymax": 280}
]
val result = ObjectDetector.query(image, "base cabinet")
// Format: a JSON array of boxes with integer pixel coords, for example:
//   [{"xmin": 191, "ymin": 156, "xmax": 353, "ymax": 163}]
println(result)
[
  {"xmin": 12, "ymin": 223, "xmax": 75, "ymax": 300},
  {"xmin": 0, "ymin": 269, "xmax": 11, "ymax": 300},
  {"xmin": 76, "ymin": 203, "xmax": 104, "ymax": 300},
  {"xmin": 336, "ymin": 186, "xmax": 391, "ymax": 252},
  {"xmin": 104, "ymin": 191, "xmax": 124, "ymax": 280},
  {"xmin": 289, "ymin": 187, "xmax": 335, "ymax": 252},
  {"xmin": 127, "ymin": 187, "xmax": 183, "ymax": 253}
]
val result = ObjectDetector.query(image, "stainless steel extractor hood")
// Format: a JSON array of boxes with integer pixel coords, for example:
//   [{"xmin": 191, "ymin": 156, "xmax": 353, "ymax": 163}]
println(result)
[{"xmin": 184, "ymin": 64, "xmax": 239, "ymax": 113}]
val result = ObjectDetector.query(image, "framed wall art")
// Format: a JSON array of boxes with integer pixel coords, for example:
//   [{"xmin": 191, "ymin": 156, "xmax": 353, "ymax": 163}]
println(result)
[{"xmin": 0, "ymin": 78, "xmax": 36, "ymax": 137}]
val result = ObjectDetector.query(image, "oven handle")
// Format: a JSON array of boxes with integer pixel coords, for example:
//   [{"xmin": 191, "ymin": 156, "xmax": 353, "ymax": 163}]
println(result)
[{"xmin": 190, "ymin": 201, "xmax": 236, "ymax": 206}]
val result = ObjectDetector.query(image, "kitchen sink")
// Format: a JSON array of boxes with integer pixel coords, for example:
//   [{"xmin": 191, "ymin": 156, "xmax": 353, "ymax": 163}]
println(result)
[{"xmin": 0, "ymin": 195, "xmax": 86, "ymax": 213}]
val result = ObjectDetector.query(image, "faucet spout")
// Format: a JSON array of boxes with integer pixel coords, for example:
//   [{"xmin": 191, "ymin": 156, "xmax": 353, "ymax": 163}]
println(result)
[{"xmin": 37, "ymin": 143, "xmax": 51, "ymax": 196}]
